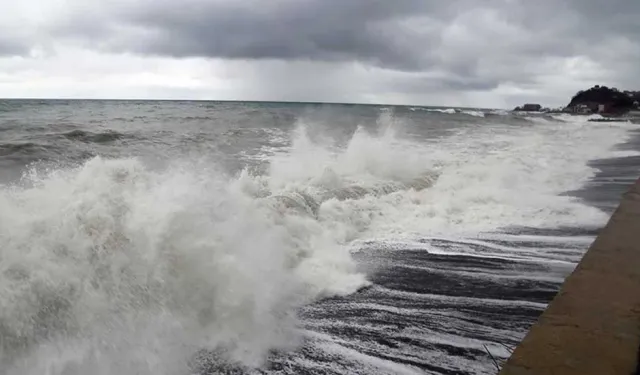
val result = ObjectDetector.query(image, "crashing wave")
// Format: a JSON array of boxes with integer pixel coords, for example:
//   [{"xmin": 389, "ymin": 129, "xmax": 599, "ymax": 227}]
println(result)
[
  {"xmin": 0, "ymin": 120, "xmax": 439, "ymax": 373},
  {"xmin": 265, "ymin": 172, "xmax": 439, "ymax": 218},
  {"xmin": 0, "ymin": 108, "xmax": 635, "ymax": 374},
  {"xmin": 412, "ymin": 108, "xmax": 486, "ymax": 117},
  {"xmin": 460, "ymin": 110, "xmax": 485, "ymax": 118}
]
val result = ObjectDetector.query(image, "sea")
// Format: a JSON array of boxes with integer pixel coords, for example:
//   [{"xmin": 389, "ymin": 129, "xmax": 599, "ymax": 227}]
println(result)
[{"xmin": 0, "ymin": 99, "xmax": 638, "ymax": 375}]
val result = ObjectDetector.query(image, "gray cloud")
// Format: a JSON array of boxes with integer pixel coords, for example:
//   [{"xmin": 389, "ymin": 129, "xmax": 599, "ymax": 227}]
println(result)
[
  {"xmin": 2, "ymin": 0, "xmax": 640, "ymax": 106},
  {"xmin": 567, "ymin": 0, "xmax": 640, "ymax": 34},
  {"xmin": 52, "ymin": 0, "xmax": 639, "ymax": 82},
  {"xmin": 54, "ymin": 0, "xmax": 445, "ymax": 71},
  {"xmin": 0, "ymin": 38, "xmax": 29, "ymax": 56}
]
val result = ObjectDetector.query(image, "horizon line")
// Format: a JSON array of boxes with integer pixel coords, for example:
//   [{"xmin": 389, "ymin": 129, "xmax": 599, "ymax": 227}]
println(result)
[{"xmin": 0, "ymin": 97, "xmax": 506, "ymax": 110}]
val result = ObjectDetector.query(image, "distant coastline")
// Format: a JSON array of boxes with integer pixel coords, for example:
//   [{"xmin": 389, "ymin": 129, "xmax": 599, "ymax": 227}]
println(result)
[{"xmin": 514, "ymin": 85, "xmax": 640, "ymax": 119}]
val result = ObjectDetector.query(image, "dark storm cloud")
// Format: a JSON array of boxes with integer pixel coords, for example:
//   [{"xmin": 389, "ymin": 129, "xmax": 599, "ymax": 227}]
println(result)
[
  {"xmin": 80, "ymin": 0, "xmax": 446, "ymax": 71},
  {"xmin": 53, "ymin": 0, "xmax": 638, "ymax": 84}
]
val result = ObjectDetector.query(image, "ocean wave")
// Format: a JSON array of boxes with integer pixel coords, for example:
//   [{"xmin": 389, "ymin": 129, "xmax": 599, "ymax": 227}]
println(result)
[
  {"xmin": 523, "ymin": 116, "xmax": 553, "ymax": 124},
  {"xmin": 0, "ymin": 119, "xmax": 442, "ymax": 372},
  {"xmin": 489, "ymin": 109, "xmax": 510, "ymax": 116},
  {"xmin": 550, "ymin": 113, "xmax": 607, "ymax": 123},
  {"xmin": 266, "ymin": 173, "xmax": 439, "ymax": 218},
  {"xmin": 460, "ymin": 110, "xmax": 485, "ymax": 118},
  {"xmin": 61, "ymin": 129, "xmax": 129, "ymax": 143},
  {"xmin": 0, "ymin": 142, "xmax": 59, "ymax": 158},
  {"xmin": 410, "ymin": 108, "xmax": 486, "ymax": 117},
  {"xmin": 426, "ymin": 108, "xmax": 456, "ymax": 114},
  {"xmin": 0, "ymin": 156, "xmax": 370, "ymax": 373},
  {"xmin": 0, "ymin": 142, "xmax": 42, "ymax": 155},
  {"xmin": 0, "ymin": 112, "xmax": 634, "ymax": 374}
]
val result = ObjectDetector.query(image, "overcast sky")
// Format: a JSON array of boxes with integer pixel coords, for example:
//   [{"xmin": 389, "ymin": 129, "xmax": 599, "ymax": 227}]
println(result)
[{"xmin": 1, "ymin": 0, "xmax": 638, "ymax": 108}]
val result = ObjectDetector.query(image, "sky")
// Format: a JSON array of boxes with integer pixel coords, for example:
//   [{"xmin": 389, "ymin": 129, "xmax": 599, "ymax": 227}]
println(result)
[{"xmin": 1, "ymin": 0, "xmax": 639, "ymax": 108}]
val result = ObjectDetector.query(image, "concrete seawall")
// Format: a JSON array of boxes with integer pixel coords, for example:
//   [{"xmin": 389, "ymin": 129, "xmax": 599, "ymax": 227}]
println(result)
[{"xmin": 499, "ymin": 179, "xmax": 640, "ymax": 375}]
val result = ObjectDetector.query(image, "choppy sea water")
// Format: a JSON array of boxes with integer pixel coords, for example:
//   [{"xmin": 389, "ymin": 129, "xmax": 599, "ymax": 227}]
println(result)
[{"xmin": 0, "ymin": 100, "xmax": 638, "ymax": 375}]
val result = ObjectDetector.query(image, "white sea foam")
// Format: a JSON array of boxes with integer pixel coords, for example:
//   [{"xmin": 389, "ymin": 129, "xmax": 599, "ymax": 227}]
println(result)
[
  {"xmin": 416, "ymin": 108, "xmax": 485, "ymax": 117},
  {"xmin": 524, "ymin": 116, "xmax": 552, "ymax": 124},
  {"xmin": 0, "ymin": 112, "xmax": 636, "ymax": 374},
  {"xmin": 291, "ymin": 117, "xmax": 637, "ymax": 240},
  {"xmin": 489, "ymin": 109, "xmax": 510, "ymax": 116},
  {"xmin": 0, "ymin": 158, "xmax": 368, "ymax": 374},
  {"xmin": 460, "ymin": 110, "xmax": 485, "ymax": 118},
  {"xmin": 423, "ymin": 108, "xmax": 457, "ymax": 114},
  {"xmin": 551, "ymin": 113, "xmax": 604, "ymax": 123}
]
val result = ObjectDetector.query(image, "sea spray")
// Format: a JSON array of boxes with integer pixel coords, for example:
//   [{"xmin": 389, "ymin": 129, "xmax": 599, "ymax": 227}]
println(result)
[
  {"xmin": 0, "ymin": 157, "xmax": 366, "ymax": 374},
  {"xmin": 0, "ymin": 121, "xmax": 439, "ymax": 374}
]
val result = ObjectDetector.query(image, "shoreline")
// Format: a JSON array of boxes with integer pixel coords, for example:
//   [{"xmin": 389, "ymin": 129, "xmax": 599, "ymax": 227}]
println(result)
[{"xmin": 499, "ymin": 176, "xmax": 640, "ymax": 374}]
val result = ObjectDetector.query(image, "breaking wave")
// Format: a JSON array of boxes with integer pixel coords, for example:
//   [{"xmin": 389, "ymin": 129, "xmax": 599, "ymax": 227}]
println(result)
[
  {"xmin": 460, "ymin": 110, "xmax": 485, "ymax": 117},
  {"xmin": 489, "ymin": 109, "xmax": 510, "ymax": 116},
  {"xmin": 551, "ymin": 114, "xmax": 604, "ymax": 123},
  {"xmin": 410, "ymin": 108, "xmax": 485, "ymax": 117},
  {"xmin": 0, "ymin": 112, "xmax": 637, "ymax": 374},
  {"xmin": 0, "ymin": 122, "xmax": 438, "ymax": 374},
  {"xmin": 428, "ymin": 108, "xmax": 457, "ymax": 114}
]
